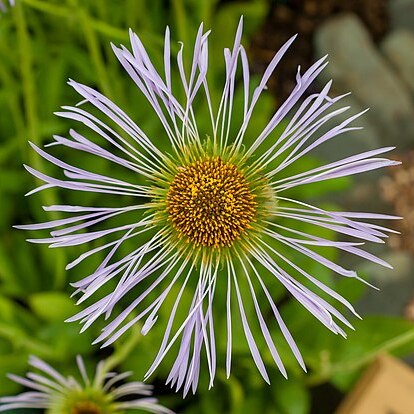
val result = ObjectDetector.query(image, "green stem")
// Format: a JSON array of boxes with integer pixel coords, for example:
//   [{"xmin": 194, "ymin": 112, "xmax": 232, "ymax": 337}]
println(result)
[
  {"xmin": 306, "ymin": 327, "xmax": 414, "ymax": 386},
  {"xmin": 15, "ymin": 3, "xmax": 39, "ymax": 146},
  {"xmin": 172, "ymin": 0, "xmax": 188, "ymax": 46},
  {"xmin": 22, "ymin": 0, "xmax": 167, "ymax": 46},
  {"xmin": 15, "ymin": 1, "xmax": 66, "ymax": 289},
  {"xmin": 70, "ymin": 0, "xmax": 113, "ymax": 100},
  {"xmin": 0, "ymin": 65, "xmax": 26, "ymax": 160},
  {"xmin": 102, "ymin": 327, "xmax": 142, "ymax": 373},
  {"xmin": 0, "ymin": 323, "xmax": 56, "ymax": 358},
  {"xmin": 22, "ymin": 0, "xmax": 127, "ymax": 41},
  {"xmin": 90, "ymin": 18, "xmax": 129, "ymax": 42},
  {"xmin": 22, "ymin": 0, "xmax": 68, "ymax": 17},
  {"xmin": 217, "ymin": 370, "xmax": 244, "ymax": 413},
  {"xmin": 91, "ymin": 18, "xmax": 168, "ymax": 52}
]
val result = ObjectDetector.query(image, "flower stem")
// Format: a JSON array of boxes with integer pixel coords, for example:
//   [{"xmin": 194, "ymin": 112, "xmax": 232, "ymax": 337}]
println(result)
[
  {"xmin": 68, "ymin": 0, "xmax": 113, "ymax": 100},
  {"xmin": 102, "ymin": 326, "xmax": 142, "ymax": 373},
  {"xmin": 306, "ymin": 327, "xmax": 414, "ymax": 386},
  {"xmin": 21, "ymin": 0, "xmax": 167, "ymax": 46},
  {"xmin": 14, "ymin": 1, "xmax": 66, "ymax": 289}
]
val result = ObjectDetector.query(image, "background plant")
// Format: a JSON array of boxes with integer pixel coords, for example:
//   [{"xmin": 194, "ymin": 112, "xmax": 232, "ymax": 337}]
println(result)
[{"xmin": 0, "ymin": 1, "xmax": 413, "ymax": 413}]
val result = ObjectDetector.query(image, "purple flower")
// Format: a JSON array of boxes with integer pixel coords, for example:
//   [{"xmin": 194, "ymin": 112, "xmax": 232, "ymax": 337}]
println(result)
[
  {"xmin": 0, "ymin": 0, "xmax": 14, "ymax": 13},
  {"xmin": 18, "ymin": 18, "xmax": 399, "ymax": 394},
  {"xmin": 0, "ymin": 355, "xmax": 173, "ymax": 413}
]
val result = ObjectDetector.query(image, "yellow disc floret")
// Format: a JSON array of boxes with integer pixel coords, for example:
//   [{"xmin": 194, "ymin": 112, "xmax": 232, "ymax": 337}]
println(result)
[
  {"xmin": 166, "ymin": 157, "xmax": 257, "ymax": 248},
  {"xmin": 71, "ymin": 401, "xmax": 102, "ymax": 414}
]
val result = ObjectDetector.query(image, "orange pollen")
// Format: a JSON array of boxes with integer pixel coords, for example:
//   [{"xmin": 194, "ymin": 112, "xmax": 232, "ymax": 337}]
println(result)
[
  {"xmin": 71, "ymin": 401, "xmax": 102, "ymax": 414},
  {"xmin": 166, "ymin": 157, "xmax": 257, "ymax": 248}
]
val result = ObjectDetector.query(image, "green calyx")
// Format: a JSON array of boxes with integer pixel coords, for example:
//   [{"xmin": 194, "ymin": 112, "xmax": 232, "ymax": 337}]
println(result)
[{"xmin": 47, "ymin": 388, "xmax": 117, "ymax": 414}]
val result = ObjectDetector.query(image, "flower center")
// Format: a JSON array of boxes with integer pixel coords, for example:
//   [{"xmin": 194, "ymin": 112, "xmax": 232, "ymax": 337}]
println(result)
[
  {"xmin": 166, "ymin": 157, "xmax": 257, "ymax": 247},
  {"xmin": 71, "ymin": 401, "xmax": 102, "ymax": 414}
]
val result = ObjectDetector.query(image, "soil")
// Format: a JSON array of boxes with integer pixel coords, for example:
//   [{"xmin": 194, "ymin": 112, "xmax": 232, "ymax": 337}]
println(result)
[{"xmin": 250, "ymin": 0, "xmax": 389, "ymax": 102}]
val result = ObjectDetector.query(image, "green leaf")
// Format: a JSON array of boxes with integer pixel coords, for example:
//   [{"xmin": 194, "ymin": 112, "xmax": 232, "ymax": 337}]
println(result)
[
  {"xmin": 0, "ymin": 244, "xmax": 21, "ymax": 294},
  {"xmin": 0, "ymin": 353, "xmax": 30, "ymax": 396},
  {"xmin": 36, "ymin": 321, "xmax": 95, "ymax": 359},
  {"xmin": 299, "ymin": 316, "xmax": 414, "ymax": 391},
  {"xmin": 29, "ymin": 292, "xmax": 76, "ymax": 322},
  {"xmin": 273, "ymin": 378, "xmax": 310, "ymax": 414}
]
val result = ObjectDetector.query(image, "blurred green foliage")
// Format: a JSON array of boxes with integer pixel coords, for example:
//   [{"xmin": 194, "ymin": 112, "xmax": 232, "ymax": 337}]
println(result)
[{"xmin": 0, "ymin": 1, "xmax": 413, "ymax": 413}]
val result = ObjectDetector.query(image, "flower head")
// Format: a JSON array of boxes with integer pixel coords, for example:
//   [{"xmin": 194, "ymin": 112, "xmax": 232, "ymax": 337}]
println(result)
[
  {"xmin": 18, "ymin": 18, "xmax": 400, "ymax": 394},
  {"xmin": 0, "ymin": 0, "xmax": 14, "ymax": 13},
  {"xmin": 0, "ymin": 356, "xmax": 172, "ymax": 413}
]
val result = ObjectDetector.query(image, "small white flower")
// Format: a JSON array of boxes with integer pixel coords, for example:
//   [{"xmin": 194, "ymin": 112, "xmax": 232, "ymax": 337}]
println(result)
[{"xmin": 0, "ymin": 355, "xmax": 172, "ymax": 413}]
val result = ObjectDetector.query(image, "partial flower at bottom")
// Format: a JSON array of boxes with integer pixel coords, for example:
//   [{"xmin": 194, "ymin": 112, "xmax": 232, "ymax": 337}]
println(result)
[
  {"xmin": 0, "ymin": 355, "xmax": 172, "ymax": 413},
  {"xmin": 0, "ymin": 0, "xmax": 14, "ymax": 13},
  {"xmin": 17, "ymin": 18, "xmax": 400, "ymax": 394}
]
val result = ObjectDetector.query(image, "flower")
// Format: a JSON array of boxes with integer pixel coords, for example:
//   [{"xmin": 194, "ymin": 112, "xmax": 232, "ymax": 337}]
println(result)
[
  {"xmin": 18, "ymin": 18, "xmax": 400, "ymax": 394},
  {"xmin": 0, "ymin": 355, "xmax": 172, "ymax": 413},
  {"xmin": 0, "ymin": 0, "xmax": 14, "ymax": 13}
]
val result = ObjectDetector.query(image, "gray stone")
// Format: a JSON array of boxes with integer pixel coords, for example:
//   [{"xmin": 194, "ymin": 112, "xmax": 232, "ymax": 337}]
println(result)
[
  {"xmin": 381, "ymin": 30, "xmax": 414, "ymax": 94},
  {"xmin": 314, "ymin": 13, "xmax": 414, "ymax": 149},
  {"xmin": 356, "ymin": 252, "xmax": 414, "ymax": 317},
  {"xmin": 390, "ymin": 0, "xmax": 414, "ymax": 32}
]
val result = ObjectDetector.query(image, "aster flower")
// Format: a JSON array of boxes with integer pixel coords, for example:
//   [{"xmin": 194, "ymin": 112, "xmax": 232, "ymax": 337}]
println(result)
[
  {"xmin": 18, "ymin": 18, "xmax": 400, "ymax": 394},
  {"xmin": 0, "ymin": 355, "xmax": 172, "ymax": 413}
]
